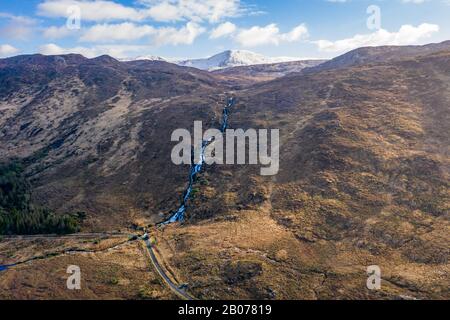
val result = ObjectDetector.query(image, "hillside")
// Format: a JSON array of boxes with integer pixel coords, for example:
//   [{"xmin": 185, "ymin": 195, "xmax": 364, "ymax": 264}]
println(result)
[
  {"xmin": 213, "ymin": 60, "xmax": 326, "ymax": 85},
  {"xmin": 0, "ymin": 45, "xmax": 449, "ymax": 299},
  {"xmin": 155, "ymin": 50, "xmax": 450, "ymax": 299},
  {"xmin": 0, "ymin": 54, "xmax": 226, "ymax": 230},
  {"xmin": 306, "ymin": 40, "xmax": 450, "ymax": 72}
]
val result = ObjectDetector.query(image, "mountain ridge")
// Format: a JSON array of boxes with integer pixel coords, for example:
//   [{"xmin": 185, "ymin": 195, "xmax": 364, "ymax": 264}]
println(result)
[
  {"xmin": 176, "ymin": 49, "xmax": 310, "ymax": 71},
  {"xmin": 0, "ymin": 42, "xmax": 449, "ymax": 300},
  {"xmin": 2, "ymin": 50, "xmax": 324, "ymax": 73},
  {"xmin": 305, "ymin": 40, "xmax": 450, "ymax": 73}
]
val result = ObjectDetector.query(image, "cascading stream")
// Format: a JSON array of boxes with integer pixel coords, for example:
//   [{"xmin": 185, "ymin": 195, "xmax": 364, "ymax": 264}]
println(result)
[
  {"xmin": 160, "ymin": 97, "xmax": 235, "ymax": 226},
  {"xmin": 0, "ymin": 98, "xmax": 235, "ymax": 273}
]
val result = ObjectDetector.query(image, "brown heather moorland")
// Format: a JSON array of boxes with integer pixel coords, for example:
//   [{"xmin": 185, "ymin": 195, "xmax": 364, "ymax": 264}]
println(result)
[{"xmin": 0, "ymin": 43, "xmax": 449, "ymax": 299}]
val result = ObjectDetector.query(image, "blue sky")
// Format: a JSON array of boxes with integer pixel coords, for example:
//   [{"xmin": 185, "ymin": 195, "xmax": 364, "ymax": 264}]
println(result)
[{"xmin": 0, "ymin": 0, "xmax": 449, "ymax": 60}]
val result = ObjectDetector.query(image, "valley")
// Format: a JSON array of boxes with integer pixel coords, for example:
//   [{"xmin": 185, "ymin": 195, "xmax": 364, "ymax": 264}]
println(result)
[{"xmin": 0, "ymin": 42, "xmax": 449, "ymax": 300}]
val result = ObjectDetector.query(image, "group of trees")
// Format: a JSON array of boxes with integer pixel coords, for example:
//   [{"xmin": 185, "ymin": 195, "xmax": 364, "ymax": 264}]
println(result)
[{"xmin": 0, "ymin": 162, "xmax": 82, "ymax": 235}]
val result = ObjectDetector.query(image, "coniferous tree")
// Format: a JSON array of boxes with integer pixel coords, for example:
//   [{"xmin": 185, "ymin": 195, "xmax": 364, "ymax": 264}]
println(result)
[{"xmin": 0, "ymin": 162, "xmax": 82, "ymax": 235}]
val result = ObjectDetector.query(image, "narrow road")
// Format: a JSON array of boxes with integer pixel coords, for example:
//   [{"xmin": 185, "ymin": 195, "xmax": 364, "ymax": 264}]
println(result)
[
  {"xmin": 0, "ymin": 231, "xmax": 196, "ymax": 299},
  {"xmin": 143, "ymin": 238, "xmax": 194, "ymax": 300}
]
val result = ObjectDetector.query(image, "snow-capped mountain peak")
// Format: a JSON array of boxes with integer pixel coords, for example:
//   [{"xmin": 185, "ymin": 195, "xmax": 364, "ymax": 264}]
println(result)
[
  {"xmin": 136, "ymin": 55, "xmax": 166, "ymax": 61},
  {"xmin": 121, "ymin": 55, "xmax": 166, "ymax": 62},
  {"xmin": 176, "ymin": 50, "xmax": 302, "ymax": 71}
]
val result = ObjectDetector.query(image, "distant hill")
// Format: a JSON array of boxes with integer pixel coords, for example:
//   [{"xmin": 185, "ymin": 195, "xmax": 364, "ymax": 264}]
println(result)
[
  {"xmin": 213, "ymin": 59, "xmax": 326, "ymax": 85},
  {"xmin": 305, "ymin": 40, "xmax": 450, "ymax": 72}
]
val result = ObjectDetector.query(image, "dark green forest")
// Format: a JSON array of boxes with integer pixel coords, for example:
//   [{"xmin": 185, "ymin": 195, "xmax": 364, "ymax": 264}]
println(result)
[{"xmin": 0, "ymin": 162, "xmax": 83, "ymax": 235}]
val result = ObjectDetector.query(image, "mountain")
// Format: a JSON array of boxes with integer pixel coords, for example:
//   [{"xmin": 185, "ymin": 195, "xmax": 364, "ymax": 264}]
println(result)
[
  {"xmin": 176, "ymin": 50, "xmax": 305, "ymax": 71},
  {"xmin": 0, "ymin": 43, "xmax": 449, "ymax": 300},
  {"xmin": 0, "ymin": 53, "xmax": 225, "ymax": 230},
  {"xmin": 306, "ymin": 40, "xmax": 450, "ymax": 72},
  {"xmin": 122, "ymin": 55, "xmax": 167, "ymax": 62},
  {"xmin": 168, "ymin": 48, "xmax": 450, "ymax": 300},
  {"xmin": 213, "ymin": 59, "xmax": 326, "ymax": 85}
]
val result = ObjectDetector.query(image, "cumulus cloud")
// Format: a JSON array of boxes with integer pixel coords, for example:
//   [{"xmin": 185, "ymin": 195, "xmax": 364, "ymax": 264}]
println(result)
[
  {"xmin": 154, "ymin": 22, "xmax": 205, "ymax": 46},
  {"xmin": 38, "ymin": 0, "xmax": 145, "ymax": 22},
  {"xmin": 234, "ymin": 23, "xmax": 308, "ymax": 47},
  {"xmin": 314, "ymin": 23, "xmax": 439, "ymax": 52},
  {"xmin": 38, "ymin": 0, "xmax": 244, "ymax": 23},
  {"xmin": 32, "ymin": 1, "xmax": 305, "ymax": 49},
  {"xmin": 280, "ymin": 24, "xmax": 309, "ymax": 42},
  {"xmin": 80, "ymin": 23, "xmax": 156, "ymax": 42},
  {"xmin": 145, "ymin": 1, "xmax": 181, "ymax": 22},
  {"xmin": 39, "ymin": 43, "xmax": 96, "ymax": 57},
  {"xmin": 43, "ymin": 25, "xmax": 77, "ymax": 39},
  {"xmin": 77, "ymin": 21, "xmax": 204, "ymax": 45},
  {"xmin": 235, "ymin": 24, "xmax": 280, "ymax": 47},
  {"xmin": 0, "ymin": 13, "xmax": 37, "ymax": 40},
  {"xmin": 0, "ymin": 44, "xmax": 19, "ymax": 57},
  {"xmin": 139, "ymin": 0, "xmax": 244, "ymax": 23},
  {"xmin": 210, "ymin": 22, "xmax": 236, "ymax": 39},
  {"xmin": 38, "ymin": 43, "xmax": 148, "ymax": 58}
]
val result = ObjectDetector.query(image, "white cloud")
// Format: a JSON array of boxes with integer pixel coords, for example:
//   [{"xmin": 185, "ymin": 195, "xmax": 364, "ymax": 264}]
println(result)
[
  {"xmin": 154, "ymin": 22, "xmax": 205, "ymax": 46},
  {"xmin": 280, "ymin": 24, "xmax": 309, "ymax": 42},
  {"xmin": 0, "ymin": 13, "xmax": 37, "ymax": 40},
  {"xmin": 235, "ymin": 23, "xmax": 308, "ymax": 47},
  {"xmin": 43, "ymin": 25, "xmax": 76, "ymax": 39},
  {"xmin": 314, "ymin": 23, "xmax": 439, "ymax": 52},
  {"xmin": 78, "ymin": 21, "xmax": 204, "ymax": 45},
  {"xmin": 38, "ymin": 43, "xmax": 148, "ymax": 59},
  {"xmin": 39, "ymin": 43, "xmax": 93, "ymax": 56},
  {"xmin": 401, "ymin": 0, "xmax": 429, "ymax": 3},
  {"xmin": 0, "ymin": 44, "xmax": 19, "ymax": 57},
  {"xmin": 0, "ymin": 13, "xmax": 37, "ymax": 25},
  {"xmin": 38, "ymin": 0, "xmax": 145, "ymax": 22},
  {"xmin": 235, "ymin": 24, "xmax": 280, "ymax": 47},
  {"xmin": 141, "ymin": 0, "xmax": 244, "ymax": 23},
  {"xmin": 210, "ymin": 22, "xmax": 236, "ymax": 39},
  {"xmin": 145, "ymin": 2, "xmax": 181, "ymax": 22},
  {"xmin": 80, "ymin": 23, "xmax": 156, "ymax": 42},
  {"xmin": 38, "ymin": 0, "xmax": 244, "ymax": 23}
]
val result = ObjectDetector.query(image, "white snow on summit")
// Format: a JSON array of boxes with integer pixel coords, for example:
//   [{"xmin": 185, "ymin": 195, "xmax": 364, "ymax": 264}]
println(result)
[{"xmin": 176, "ymin": 50, "xmax": 302, "ymax": 71}]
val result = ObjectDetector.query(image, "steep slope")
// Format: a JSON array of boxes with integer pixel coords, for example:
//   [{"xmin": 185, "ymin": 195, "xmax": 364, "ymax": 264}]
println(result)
[
  {"xmin": 0, "ymin": 47, "xmax": 449, "ymax": 300},
  {"xmin": 0, "ymin": 54, "xmax": 227, "ymax": 230},
  {"xmin": 156, "ymin": 50, "xmax": 450, "ymax": 300},
  {"xmin": 306, "ymin": 40, "xmax": 450, "ymax": 72}
]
